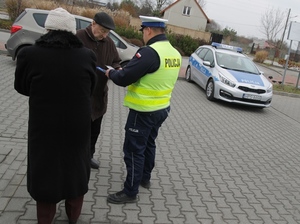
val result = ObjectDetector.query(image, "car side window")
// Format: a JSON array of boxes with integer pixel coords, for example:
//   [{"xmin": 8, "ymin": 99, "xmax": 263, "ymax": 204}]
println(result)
[
  {"xmin": 195, "ymin": 48, "xmax": 201, "ymax": 55},
  {"xmin": 33, "ymin": 13, "xmax": 48, "ymax": 28},
  {"xmin": 203, "ymin": 50, "xmax": 214, "ymax": 65},
  {"xmin": 197, "ymin": 48, "xmax": 208, "ymax": 60},
  {"xmin": 76, "ymin": 18, "xmax": 91, "ymax": 30},
  {"xmin": 108, "ymin": 32, "xmax": 126, "ymax": 49}
]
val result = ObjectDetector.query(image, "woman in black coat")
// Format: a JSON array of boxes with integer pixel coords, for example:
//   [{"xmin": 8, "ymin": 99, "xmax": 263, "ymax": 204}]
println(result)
[{"xmin": 14, "ymin": 8, "xmax": 97, "ymax": 224}]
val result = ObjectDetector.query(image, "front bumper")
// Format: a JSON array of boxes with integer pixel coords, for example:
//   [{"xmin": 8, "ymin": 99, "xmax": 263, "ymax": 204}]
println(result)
[{"xmin": 214, "ymin": 82, "xmax": 272, "ymax": 107}]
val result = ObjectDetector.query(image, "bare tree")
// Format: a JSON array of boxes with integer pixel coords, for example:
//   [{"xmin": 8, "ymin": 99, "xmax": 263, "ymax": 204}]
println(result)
[
  {"xmin": 260, "ymin": 7, "xmax": 286, "ymax": 42},
  {"xmin": 138, "ymin": 0, "xmax": 173, "ymax": 12},
  {"xmin": 137, "ymin": 0, "xmax": 206, "ymax": 16},
  {"xmin": 155, "ymin": 0, "xmax": 173, "ymax": 11}
]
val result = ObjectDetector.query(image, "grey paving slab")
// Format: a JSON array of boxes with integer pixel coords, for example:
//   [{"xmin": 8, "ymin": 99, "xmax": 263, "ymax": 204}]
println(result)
[{"xmin": 1, "ymin": 54, "xmax": 300, "ymax": 223}]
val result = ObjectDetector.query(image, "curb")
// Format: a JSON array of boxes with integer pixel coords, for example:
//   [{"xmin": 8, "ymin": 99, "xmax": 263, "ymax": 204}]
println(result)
[
  {"xmin": 0, "ymin": 50, "xmax": 8, "ymax": 55},
  {"xmin": 258, "ymin": 63, "xmax": 300, "ymax": 97},
  {"xmin": 273, "ymin": 90, "xmax": 300, "ymax": 98},
  {"xmin": 257, "ymin": 62, "xmax": 283, "ymax": 76},
  {"xmin": 258, "ymin": 61, "xmax": 299, "ymax": 78},
  {"xmin": 0, "ymin": 28, "xmax": 9, "ymax": 32}
]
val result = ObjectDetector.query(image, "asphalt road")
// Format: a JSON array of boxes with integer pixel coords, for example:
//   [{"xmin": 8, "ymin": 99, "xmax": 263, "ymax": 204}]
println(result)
[{"xmin": 1, "ymin": 53, "xmax": 300, "ymax": 223}]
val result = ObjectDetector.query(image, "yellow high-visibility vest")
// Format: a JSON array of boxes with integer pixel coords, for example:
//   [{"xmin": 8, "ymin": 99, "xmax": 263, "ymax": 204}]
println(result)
[{"xmin": 124, "ymin": 41, "xmax": 182, "ymax": 112}]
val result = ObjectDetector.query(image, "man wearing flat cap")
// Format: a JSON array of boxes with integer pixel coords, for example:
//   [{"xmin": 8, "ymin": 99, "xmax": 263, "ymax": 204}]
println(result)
[
  {"xmin": 105, "ymin": 16, "xmax": 182, "ymax": 204},
  {"xmin": 76, "ymin": 12, "xmax": 121, "ymax": 170}
]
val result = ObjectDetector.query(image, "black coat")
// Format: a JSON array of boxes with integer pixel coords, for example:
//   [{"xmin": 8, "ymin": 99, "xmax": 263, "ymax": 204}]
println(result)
[{"xmin": 14, "ymin": 31, "xmax": 97, "ymax": 203}]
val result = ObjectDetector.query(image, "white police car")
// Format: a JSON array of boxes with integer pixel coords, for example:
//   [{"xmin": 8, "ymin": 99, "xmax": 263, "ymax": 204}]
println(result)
[{"xmin": 185, "ymin": 42, "xmax": 272, "ymax": 108}]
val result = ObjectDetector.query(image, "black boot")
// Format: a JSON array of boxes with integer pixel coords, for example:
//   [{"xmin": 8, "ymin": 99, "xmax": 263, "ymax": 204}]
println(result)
[
  {"xmin": 140, "ymin": 180, "xmax": 151, "ymax": 189},
  {"xmin": 107, "ymin": 191, "xmax": 137, "ymax": 204}
]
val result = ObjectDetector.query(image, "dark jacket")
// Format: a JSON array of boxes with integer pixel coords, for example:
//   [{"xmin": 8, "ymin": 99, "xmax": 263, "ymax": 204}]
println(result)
[
  {"xmin": 108, "ymin": 34, "xmax": 165, "ymax": 86},
  {"xmin": 76, "ymin": 25, "xmax": 121, "ymax": 120},
  {"xmin": 14, "ymin": 31, "xmax": 97, "ymax": 203}
]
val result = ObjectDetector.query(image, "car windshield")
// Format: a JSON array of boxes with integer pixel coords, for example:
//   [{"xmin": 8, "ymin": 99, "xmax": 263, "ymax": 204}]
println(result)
[{"xmin": 216, "ymin": 52, "xmax": 260, "ymax": 74}]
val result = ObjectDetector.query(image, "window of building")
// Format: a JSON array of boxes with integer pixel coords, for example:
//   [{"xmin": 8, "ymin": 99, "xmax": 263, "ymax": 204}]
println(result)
[{"xmin": 183, "ymin": 6, "xmax": 191, "ymax": 16}]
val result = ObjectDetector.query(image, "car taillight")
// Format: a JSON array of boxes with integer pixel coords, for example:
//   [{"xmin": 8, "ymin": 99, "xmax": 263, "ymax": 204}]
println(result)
[{"xmin": 10, "ymin": 25, "xmax": 22, "ymax": 34}]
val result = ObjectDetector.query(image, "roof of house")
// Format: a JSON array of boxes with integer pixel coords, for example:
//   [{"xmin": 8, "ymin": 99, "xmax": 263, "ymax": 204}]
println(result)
[
  {"xmin": 252, "ymin": 39, "xmax": 275, "ymax": 49},
  {"xmin": 160, "ymin": 0, "xmax": 210, "ymax": 23}
]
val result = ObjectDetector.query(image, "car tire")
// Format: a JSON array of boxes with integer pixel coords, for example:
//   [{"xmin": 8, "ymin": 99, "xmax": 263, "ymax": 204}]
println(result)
[
  {"xmin": 185, "ymin": 66, "xmax": 192, "ymax": 82},
  {"xmin": 206, "ymin": 79, "xmax": 215, "ymax": 101}
]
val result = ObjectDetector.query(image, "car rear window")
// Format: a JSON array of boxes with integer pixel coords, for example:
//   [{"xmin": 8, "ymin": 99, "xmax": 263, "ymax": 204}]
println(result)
[{"xmin": 33, "ymin": 13, "xmax": 48, "ymax": 28}]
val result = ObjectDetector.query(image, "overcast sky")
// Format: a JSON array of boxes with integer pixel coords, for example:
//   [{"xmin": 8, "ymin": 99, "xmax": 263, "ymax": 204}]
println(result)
[{"xmin": 204, "ymin": 0, "xmax": 300, "ymax": 41}]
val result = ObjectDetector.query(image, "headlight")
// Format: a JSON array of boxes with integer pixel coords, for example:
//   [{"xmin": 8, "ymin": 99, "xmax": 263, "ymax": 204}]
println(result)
[
  {"xmin": 218, "ymin": 72, "xmax": 236, "ymax": 87},
  {"xmin": 266, "ymin": 84, "xmax": 273, "ymax": 93}
]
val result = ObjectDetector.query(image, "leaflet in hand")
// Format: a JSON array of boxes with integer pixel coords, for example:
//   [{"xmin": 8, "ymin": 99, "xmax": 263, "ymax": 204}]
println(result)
[{"xmin": 105, "ymin": 65, "xmax": 114, "ymax": 70}]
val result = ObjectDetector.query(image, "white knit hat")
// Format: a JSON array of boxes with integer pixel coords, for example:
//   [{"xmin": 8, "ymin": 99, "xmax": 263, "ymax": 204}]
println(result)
[{"xmin": 45, "ymin": 7, "xmax": 76, "ymax": 35}]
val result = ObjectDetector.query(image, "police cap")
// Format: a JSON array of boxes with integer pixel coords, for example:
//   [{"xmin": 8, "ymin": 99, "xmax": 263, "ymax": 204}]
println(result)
[{"xmin": 139, "ymin": 15, "xmax": 168, "ymax": 31}]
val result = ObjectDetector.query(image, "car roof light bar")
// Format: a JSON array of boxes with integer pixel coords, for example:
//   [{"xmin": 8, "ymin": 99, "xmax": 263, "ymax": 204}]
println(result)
[{"xmin": 211, "ymin": 42, "xmax": 243, "ymax": 53}]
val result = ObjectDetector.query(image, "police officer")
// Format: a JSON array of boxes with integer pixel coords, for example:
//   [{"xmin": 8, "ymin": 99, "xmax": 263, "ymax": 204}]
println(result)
[{"xmin": 104, "ymin": 15, "xmax": 182, "ymax": 204}]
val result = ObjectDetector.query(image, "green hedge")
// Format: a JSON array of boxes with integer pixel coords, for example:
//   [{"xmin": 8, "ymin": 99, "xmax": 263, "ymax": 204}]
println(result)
[
  {"xmin": 115, "ymin": 26, "xmax": 143, "ymax": 40},
  {"xmin": 0, "ymin": 18, "xmax": 12, "ymax": 30}
]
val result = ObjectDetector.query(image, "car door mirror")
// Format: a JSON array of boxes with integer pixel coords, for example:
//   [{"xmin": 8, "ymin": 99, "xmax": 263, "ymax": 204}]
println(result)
[{"xmin": 203, "ymin": 61, "xmax": 212, "ymax": 67}]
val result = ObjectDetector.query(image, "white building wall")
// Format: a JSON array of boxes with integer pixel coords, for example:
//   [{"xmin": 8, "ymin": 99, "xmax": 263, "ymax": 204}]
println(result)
[{"xmin": 163, "ymin": 0, "xmax": 207, "ymax": 31}]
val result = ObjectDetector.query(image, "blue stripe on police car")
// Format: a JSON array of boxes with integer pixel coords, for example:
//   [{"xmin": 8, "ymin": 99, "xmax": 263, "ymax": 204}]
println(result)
[{"xmin": 190, "ymin": 57, "xmax": 211, "ymax": 78}]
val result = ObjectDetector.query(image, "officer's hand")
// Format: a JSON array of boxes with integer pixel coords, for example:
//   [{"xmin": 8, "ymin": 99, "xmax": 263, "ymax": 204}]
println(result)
[{"xmin": 105, "ymin": 69, "xmax": 112, "ymax": 78}]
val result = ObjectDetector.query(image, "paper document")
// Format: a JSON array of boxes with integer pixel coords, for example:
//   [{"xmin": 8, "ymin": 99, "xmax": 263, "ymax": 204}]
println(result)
[{"xmin": 105, "ymin": 65, "xmax": 114, "ymax": 70}]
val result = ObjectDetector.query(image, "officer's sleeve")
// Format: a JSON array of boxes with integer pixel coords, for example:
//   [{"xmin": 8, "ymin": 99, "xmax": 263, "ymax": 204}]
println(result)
[{"xmin": 108, "ymin": 47, "xmax": 160, "ymax": 87}]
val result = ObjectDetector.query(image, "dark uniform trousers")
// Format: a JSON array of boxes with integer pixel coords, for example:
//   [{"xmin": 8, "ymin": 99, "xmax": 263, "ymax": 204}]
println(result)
[{"xmin": 123, "ymin": 106, "xmax": 170, "ymax": 197}]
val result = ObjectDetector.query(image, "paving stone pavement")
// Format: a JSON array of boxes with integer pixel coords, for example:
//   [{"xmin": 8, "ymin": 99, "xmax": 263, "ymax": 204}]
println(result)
[{"xmin": 1, "ymin": 54, "xmax": 300, "ymax": 223}]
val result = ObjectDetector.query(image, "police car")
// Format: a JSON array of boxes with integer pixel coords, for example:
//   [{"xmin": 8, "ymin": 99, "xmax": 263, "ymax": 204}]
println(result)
[{"xmin": 185, "ymin": 42, "xmax": 273, "ymax": 108}]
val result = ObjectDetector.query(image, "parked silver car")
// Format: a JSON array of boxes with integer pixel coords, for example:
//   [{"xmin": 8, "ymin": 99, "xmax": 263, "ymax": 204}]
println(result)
[{"xmin": 5, "ymin": 8, "xmax": 138, "ymax": 66}]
